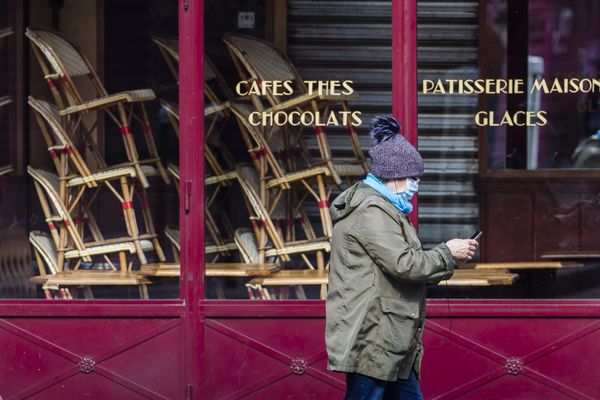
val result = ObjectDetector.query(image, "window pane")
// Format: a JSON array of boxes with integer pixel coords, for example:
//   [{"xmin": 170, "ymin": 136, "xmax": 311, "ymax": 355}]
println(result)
[
  {"xmin": 482, "ymin": 0, "xmax": 600, "ymax": 170},
  {"xmin": 203, "ymin": 0, "xmax": 390, "ymax": 299},
  {"xmin": 419, "ymin": 0, "xmax": 600, "ymax": 299},
  {"xmin": 0, "ymin": 0, "xmax": 179, "ymax": 299}
]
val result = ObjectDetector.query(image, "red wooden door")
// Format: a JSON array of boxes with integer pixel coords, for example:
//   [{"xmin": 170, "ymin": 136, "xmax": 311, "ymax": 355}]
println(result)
[
  {"xmin": 0, "ymin": 306, "xmax": 184, "ymax": 400},
  {"xmin": 0, "ymin": 1, "xmax": 200, "ymax": 399},
  {"xmin": 203, "ymin": 303, "xmax": 343, "ymax": 399},
  {"xmin": 202, "ymin": 302, "xmax": 600, "ymax": 400}
]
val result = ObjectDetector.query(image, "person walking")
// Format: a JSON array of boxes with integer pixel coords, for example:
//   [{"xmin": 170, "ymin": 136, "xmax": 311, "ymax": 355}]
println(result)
[{"xmin": 326, "ymin": 116, "xmax": 478, "ymax": 400}]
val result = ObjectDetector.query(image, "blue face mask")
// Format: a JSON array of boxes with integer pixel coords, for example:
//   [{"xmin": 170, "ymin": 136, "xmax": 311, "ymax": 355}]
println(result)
[{"xmin": 402, "ymin": 178, "xmax": 419, "ymax": 200}]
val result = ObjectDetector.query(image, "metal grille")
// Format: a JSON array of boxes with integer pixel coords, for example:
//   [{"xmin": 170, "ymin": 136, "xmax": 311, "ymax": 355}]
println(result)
[
  {"xmin": 288, "ymin": 0, "xmax": 392, "ymax": 160},
  {"xmin": 288, "ymin": 0, "xmax": 479, "ymax": 247},
  {"xmin": 287, "ymin": 0, "xmax": 391, "ymax": 236},
  {"xmin": 417, "ymin": 0, "xmax": 479, "ymax": 247}
]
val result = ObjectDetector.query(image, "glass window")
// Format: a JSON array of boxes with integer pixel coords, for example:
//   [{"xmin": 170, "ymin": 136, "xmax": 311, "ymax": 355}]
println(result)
[
  {"xmin": 0, "ymin": 0, "xmax": 179, "ymax": 299},
  {"xmin": 482, "ymin": 0, "xmax": 600, "ymax": 170},
  {"xmin": 202, "ymin": 0, "xmax": 390, "ymax": 299},
  {"xmin": 418, "ymin": 0, "xmax": 600, "ymax": 299}
]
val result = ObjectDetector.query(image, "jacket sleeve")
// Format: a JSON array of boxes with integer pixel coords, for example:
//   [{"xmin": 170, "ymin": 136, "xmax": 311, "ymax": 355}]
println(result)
[{"xmin": 352, "ymin": 203, "xmax": 454, "ymax": 283}]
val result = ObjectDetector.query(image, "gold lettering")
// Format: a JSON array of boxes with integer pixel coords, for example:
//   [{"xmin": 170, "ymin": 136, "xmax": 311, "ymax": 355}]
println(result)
[
  {"xmin": 248, "ymin": 111, "xmax": 261, "ymax": 126},
  {"xmin": 536, "ymin": 111, "xmax": 548, "ymax": 126},
  {"xmin": 351, "ymin": 111, "xmax": 362, "ymax": 126},
  {"xmin": 305, "ymin": 80, "xmax": 317, "ymax": 94},
  {"xmin": 236, "ymin": 80, "xmax": 250, "ymax": 96},
  {"xmin": 342, "ymin": 80, "xmax": 354, "ymax": 95}
]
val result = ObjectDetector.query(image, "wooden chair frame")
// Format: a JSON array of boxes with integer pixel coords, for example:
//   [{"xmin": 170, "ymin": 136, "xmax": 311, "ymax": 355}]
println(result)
[
  {"xmin": 230, "ymin": 103, "xmax": 333, "ymax": 238},
  {"xmin": 29, "ymin": 96, "xmax": 166, "ymax": 263},
  {"xmin": 25, "ymin": 27, "xmax": 169, "ymax": 188},
  {"xmin": 29, "ymin": 231, "xmax": 151, "ymax": 299},
  {"xmin": 151, "ymin": 36, "xmax": 179, "ymax": 83},
  {"xmin": 159, "ymin": 92, "xmax": 238, "ymax": 252},
  {"xmin": 223, "ymin": 33, "xmax": 369, "ymax": 185},
  {"xmin": 28, "ymin": 166, "xmax": 159, "ymax": 271},
  {"xmin": 235, "ymin": 164, "xmax": 330, "ymax": 293}
]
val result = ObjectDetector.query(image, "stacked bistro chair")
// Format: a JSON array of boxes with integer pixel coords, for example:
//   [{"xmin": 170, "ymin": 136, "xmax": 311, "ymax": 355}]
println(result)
[
  {"xmin": 151, "ymin": 36, "xmax": 179, "ymax": 83},
  {"xmin": 29, "ymin": 231, "xmax": 151, "ymax": 299},
  {"xmin": 158, "ymin": 101, "xmax": 239, "ymax": 261},
  {"xmin": 223, "ymin": 33, "xmax": 369, "ymax": 186},
  {"xmin": 28, "ymin": 166, "xmax": 158, "ymax": 272},
  {"xmin": 229, "ymin": 102, "xmax": 333, "ymax": 239},
  {"xmin": 235, "ymin": 227, "xmax": 327, "ymax": 300},
  {"xmin": 236, "ymin": 164, "xmax": 330, "ymax": 299},
  {"xmin": 25, "ymin": 28, "xmax": 169, "ymax": 188},
  {"xmin": 28, "ymin": 96, "xmax": 165, "ymax": 265},
  {"xmin": 152, "ymin": 37, "xmax": 240, "ymax": 257}
]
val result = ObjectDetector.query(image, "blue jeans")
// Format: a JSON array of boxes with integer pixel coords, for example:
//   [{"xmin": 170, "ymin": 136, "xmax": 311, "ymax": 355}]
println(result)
[{"xmin": 344, "ymin": 371, "xmax": 423, "ymax": 400}]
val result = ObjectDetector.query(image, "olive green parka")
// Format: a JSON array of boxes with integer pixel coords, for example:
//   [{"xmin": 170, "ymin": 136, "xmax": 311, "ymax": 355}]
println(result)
[{"xmin": 326, "ymin": 182, "xmax": 454, "ymax": 381}]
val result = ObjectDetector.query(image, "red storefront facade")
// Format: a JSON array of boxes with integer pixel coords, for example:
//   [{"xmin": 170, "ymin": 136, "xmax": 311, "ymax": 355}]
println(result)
[{"xmin": 1, "ymin": 1, "xmax": 600, "ymax": 399}]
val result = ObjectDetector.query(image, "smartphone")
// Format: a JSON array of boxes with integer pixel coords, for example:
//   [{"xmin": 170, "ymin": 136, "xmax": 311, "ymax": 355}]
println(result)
[{"xmin": 470, "ymin": 230, "xmax": 483, "ymax": 241}]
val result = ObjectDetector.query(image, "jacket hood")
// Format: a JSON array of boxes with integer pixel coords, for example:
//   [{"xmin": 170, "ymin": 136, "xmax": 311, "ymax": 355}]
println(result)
[{"xmin": 330, "ymin": 182, "xmax": 383, "ymax": 223}]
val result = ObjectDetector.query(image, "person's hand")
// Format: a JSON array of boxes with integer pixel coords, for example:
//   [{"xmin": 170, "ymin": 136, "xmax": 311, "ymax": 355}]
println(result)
[{"xmin": 445, "ymin": 238, "xmax": 478, "ymax": 262}]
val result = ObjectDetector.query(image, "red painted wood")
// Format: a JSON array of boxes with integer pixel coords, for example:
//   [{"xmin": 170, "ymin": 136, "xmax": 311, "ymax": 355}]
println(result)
[
  {"xmin": 179, "ymin": 0, "xmax": 205, "ymax": 398},
  {"xmin": 200, "ymin": 299, "xmax": 600, "ymax": 318},
  {"xmin": 0, "ymin": 318, "xmax": 182, "ymax": 399},
  {"xmin": 204, "ymin": 318, "xmax": 344, "ymax": 400},
  {"xmin": 201, "ymin": 311, "xmax": 600, "ymax": 400},
  {"xmin": 422, "ymin": 318, "xmax": 600, "ymax": 400},
  {"xmin": 0, "ymin": 1, "xmax": 200, "ymax": 398},
  {"xmin": 0, "ymin": 301, "xmax": 184, "ymax": 317},
  {"xmin": 1, "ymin": 1, "xmax": 600, "ymax": 399},
  {"xmin": 393, "ymin": 0, "xmax": 419, "ymax": 227}
]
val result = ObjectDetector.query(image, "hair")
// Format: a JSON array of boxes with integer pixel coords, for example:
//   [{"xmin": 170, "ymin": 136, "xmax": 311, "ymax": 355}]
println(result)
[{"xmin": 370, "ymin": 115, "xmax": 401, "ymax": 144}]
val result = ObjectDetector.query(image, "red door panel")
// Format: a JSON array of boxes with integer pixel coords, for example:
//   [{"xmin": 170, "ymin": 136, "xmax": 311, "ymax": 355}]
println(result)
[
  {"xmin": 204, "ymin": 318, "xmax": 344, "ymax": 400},
  {"xmin": 422, "ymin": 318, "xmax": 600, "ymax": 400},
  {"xmin": 0, "ymin": 317, "xmax": 182, "ymax": 400},
  {"xmin": 205, "ymin": 315, "xmax": 600, "ymax": 400}
]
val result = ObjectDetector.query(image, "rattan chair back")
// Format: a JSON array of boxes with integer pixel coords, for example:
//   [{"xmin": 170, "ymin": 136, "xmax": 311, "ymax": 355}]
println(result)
[{"xmin": 29, "ymin": 231, "xmax": 59, "ymax": 275}]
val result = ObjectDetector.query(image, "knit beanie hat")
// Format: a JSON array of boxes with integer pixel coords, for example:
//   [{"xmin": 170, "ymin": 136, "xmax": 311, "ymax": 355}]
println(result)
[{"xmin": 368, "ymin": 115, "xmax": 424, "ymax": 180}]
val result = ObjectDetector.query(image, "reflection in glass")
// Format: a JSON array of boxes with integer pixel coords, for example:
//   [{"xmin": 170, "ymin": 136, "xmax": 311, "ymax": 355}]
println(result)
[
  {"xmin": 0, "ymin": 0, "xmax": 179, "ymax": 299},
  {"xmin": 201, "ymin": 0, "xmax": 391, "ymax": 299}
]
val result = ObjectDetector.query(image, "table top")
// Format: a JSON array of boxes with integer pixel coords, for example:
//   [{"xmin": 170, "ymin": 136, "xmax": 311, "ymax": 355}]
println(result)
[
  {"xmin": 470, "ymin": 261, "xmax": 583, "ymax": 270},
  {"xmin": 541, "ymin": 252, "xmax": 600, "ymax": 261},
  {"xmin": 31, "ymin": 270, "xmax": 151, "ymax": 285},
  {"xmin": 138, "ymin": 262, "xmax": 281, "ymax": 277},
  {"xmin": 250, "ymin": 269, "xmax": 329, "ymax": 285},
  {"xmin": 439, "ymin": 269, "xmax": 518, "ymax": 286}
]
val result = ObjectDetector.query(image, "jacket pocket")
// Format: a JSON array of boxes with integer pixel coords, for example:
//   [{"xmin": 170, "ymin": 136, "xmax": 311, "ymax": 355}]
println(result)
[{"xmin": 378, "ymin": 297, "xmax": 418, "ymax": 355}]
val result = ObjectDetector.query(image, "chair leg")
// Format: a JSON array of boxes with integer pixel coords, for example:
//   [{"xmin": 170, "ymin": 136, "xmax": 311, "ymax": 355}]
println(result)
[
  {"xmin": 139, "ymin": 189, "xmax": 166, "ymax": 262},
  {"xmin": 57, "ymin": 227, "xmax": 68, "ymax": 271},
  {"xmin": 119, "ymin": 251, "xmax": 127, "ymax": 274},
  {"xmin": 214, "ymin": 280, "xmax": 226, "ymax": 299},
  {"xmin": 310, "ymin": 100, "xmax": 341, "ymax": 185},
  {"xmin": 295, "ymin": 286, "xmax": 307, "ymax": 300},
  {"xmin": 139, "ymin": 284, "xmax": 149, "ymax": 299},
  {"xmin": 83, "ymin": 286, "xmax": 94, "ymax": 299},
  {"xmin": 316, "ymin": 175, "xmax": 333, "ymax": 238},
  {"xmin": 117, "ymin": 103, "xmax": 149, "ymax": 188},
  {"xmin": 341, "ymin": 100, "xmax": 369, "ymax": 173},
  {"xmin": 119, "ymin": 177, "xmax": 147, "ymax": 265},
  {"xmin": 171, "ymin": 242, "xmax": 180, "ymax": 263},
  {"xmin": 138, "ymin": 103, "xmax": 170, "ymax": 184}
]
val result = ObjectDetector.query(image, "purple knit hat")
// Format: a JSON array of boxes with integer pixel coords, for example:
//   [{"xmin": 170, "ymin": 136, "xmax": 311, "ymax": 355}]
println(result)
[{"xmin": 368, "ymin": 116, "xmax": 424, "ymax": 180}]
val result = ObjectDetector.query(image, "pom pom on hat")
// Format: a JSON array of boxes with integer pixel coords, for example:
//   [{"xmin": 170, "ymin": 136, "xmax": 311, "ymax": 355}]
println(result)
[
  {"xmin": 370, "ymin": 115, "xmax": 401, "ymax": 144},
  {"xmin": 368, "ymin": 115, "xmax": 424, "ymax": 180}
]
